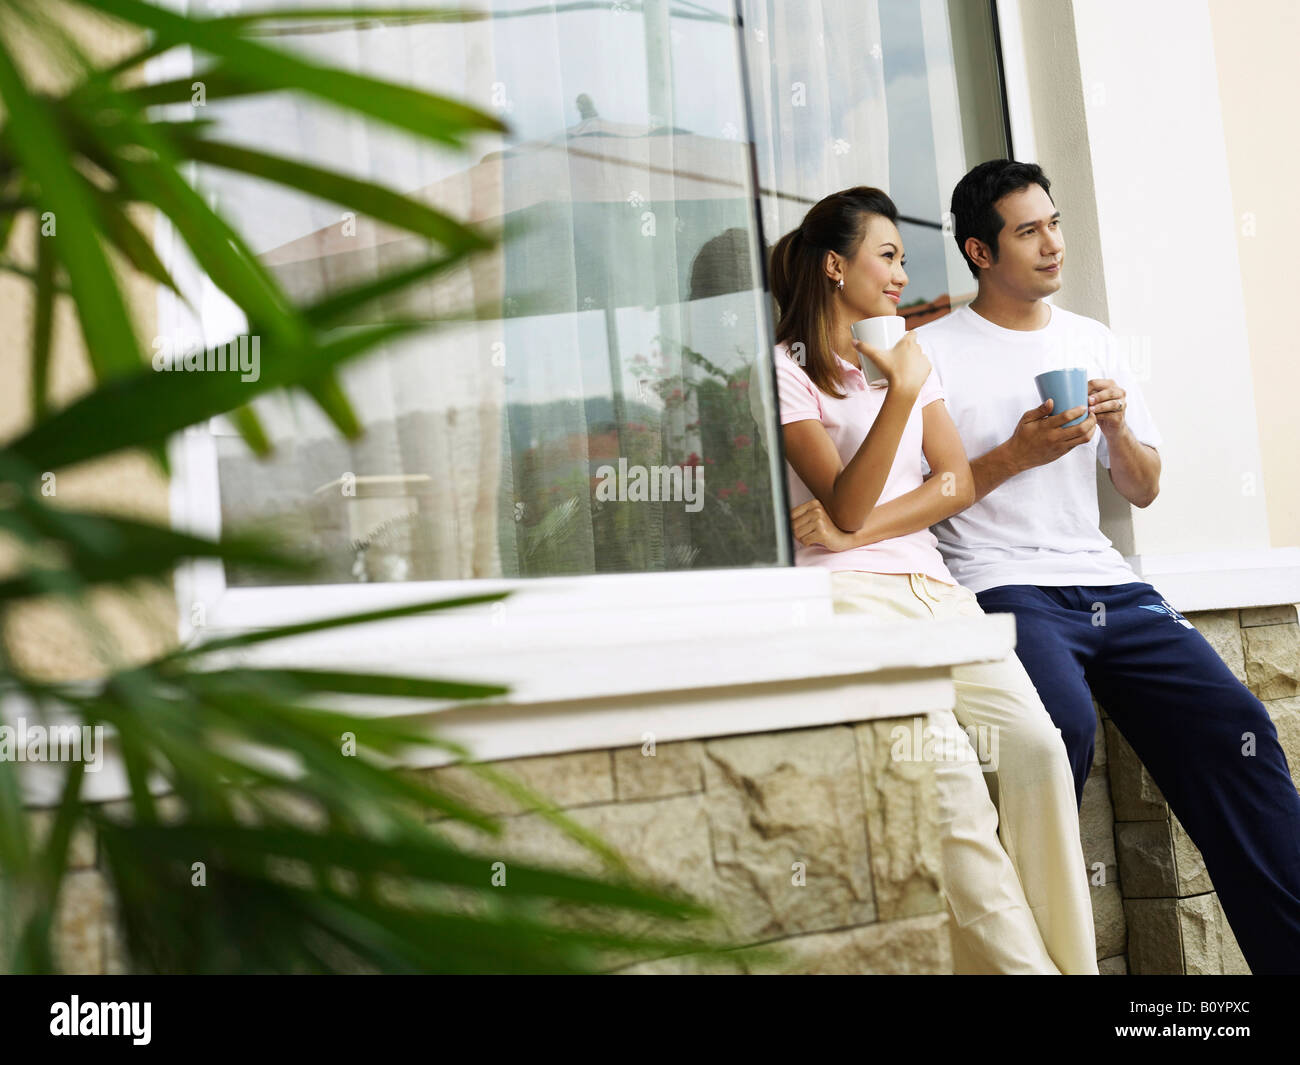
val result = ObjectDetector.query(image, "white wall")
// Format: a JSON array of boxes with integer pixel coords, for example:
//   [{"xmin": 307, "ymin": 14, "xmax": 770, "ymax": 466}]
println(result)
[
  {"xmin": 1012, "ymin": 0, "xmax": 1271, "ymax": 561},
  {"xmin": 1070, "ymin": 0, "xmax": 1270, "ymax": 558}
]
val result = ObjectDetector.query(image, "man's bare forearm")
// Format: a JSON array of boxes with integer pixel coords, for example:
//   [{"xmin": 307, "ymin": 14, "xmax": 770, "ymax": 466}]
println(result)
[
  {"xmin": 970, "ymin": 440, "xmax": 1024, "ymax": 503},
  {"xmin": 1104, "ymin": 426, "xmax": 1161, "ymax": 507}
]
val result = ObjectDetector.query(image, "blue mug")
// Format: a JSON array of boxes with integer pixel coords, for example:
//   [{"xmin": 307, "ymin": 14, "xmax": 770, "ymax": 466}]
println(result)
[{"xmin": 1034, "ymin": 368, "xmax": 1089, "ymax": 427}]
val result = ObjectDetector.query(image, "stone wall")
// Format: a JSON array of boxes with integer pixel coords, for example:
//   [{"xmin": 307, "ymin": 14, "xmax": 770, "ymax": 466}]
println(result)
[
  {"xmin": 422, "ymin": 720, "xmax": 954, "ymax": 974},
  {"xmin": 421, "ymin": 716, "xmax": 1132, "ymax": 974},
  {"xmin": 26, "ymin": 601, "xmax": 1300, "ymax": 974},
  {"xmin": 33, "ymin": 714, "xmax": 956, "ymax": 975},
  {"xmin": 1104, "ymin": 603, "xmax": 1300, "ymax": 974}
]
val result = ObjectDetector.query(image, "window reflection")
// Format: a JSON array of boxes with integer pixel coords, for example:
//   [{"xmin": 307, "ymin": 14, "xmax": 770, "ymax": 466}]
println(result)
[{"xmin": 204, "ymin": 0, "xmax": 785, "ymax": 584}]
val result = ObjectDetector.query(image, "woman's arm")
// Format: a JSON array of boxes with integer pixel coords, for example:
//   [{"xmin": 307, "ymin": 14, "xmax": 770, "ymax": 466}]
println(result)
[
  {"xmin": 782, "ymin": 333, "xmax": 929, "ymax": 531},
  {"xmin": 791, "ymin": 399, "xmax": 973, "ymax": 551}
]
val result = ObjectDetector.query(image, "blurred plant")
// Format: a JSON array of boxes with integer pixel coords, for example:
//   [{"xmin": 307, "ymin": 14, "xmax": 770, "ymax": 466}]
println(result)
[{"xmin": 0, "ymin": 0, "xmax": 733, "ymax": 974}]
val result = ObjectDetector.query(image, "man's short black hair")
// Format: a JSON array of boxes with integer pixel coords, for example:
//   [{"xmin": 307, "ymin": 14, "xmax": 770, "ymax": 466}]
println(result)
[{"xmin": 950, "ymin": 160, "xmax": 1053, "ymax": 278}]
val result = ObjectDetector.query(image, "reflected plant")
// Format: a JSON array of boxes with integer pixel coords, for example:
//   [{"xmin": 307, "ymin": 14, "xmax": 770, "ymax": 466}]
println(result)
[{"xmin": 652, "ymin": 339, "xmax": 776, "ymax": 567}]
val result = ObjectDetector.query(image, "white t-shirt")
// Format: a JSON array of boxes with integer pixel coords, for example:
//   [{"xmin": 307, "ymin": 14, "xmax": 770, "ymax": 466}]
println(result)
[{"xmin": 914, "ymin": 304, "xmax": 1163, "ymax": 593}]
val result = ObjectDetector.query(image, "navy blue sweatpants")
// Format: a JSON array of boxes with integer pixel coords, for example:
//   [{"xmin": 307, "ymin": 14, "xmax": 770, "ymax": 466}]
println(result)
[{"xmin": 975, "ymin": 581, "xmax": 1300, "ymax": 975}]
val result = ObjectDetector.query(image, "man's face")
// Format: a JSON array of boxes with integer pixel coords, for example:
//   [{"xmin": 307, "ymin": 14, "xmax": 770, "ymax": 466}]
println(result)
[{"xmin": 981, "ymin": 183, "xmax": 1063, "ymax": 299}]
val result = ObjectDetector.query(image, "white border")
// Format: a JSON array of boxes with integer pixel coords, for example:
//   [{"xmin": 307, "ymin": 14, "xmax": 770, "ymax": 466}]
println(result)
[{"xmin": 994, "ymin": 0, "xmax": 1038, "ymax": 164}]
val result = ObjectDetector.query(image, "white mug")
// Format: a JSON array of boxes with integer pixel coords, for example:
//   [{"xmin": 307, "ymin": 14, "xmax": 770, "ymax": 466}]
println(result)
[{"xmin": 850, "ymin": 315, "xmax": 906, "ymax": 386}]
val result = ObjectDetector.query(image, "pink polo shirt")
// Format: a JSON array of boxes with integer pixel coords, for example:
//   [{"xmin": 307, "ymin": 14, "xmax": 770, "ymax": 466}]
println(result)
[{"xmin": 774, "ymin": 342, "xmax": 956, "ymax": 584}]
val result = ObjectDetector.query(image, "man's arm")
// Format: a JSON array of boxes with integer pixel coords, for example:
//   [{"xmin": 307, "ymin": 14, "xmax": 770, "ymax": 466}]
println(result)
[
  {"xmin": 1089, "ymin": 378, "xmax": 1160, "ymax": 507},
  {"xmin": 969, "ymin": 398, "xmax": 1098, "ymax": 502},
  {"xmin": 971, "ymin": 440, "xmax": 1027, "ymax": 504}
]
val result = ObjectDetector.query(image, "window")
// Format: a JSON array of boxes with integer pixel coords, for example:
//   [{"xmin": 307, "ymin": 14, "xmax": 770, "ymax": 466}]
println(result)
[
  {"xmin": 743, "ymin": 0, "xmax": 1009, "ymax": 328},
  {"xmin": 168, "ymin": 0, "xmax": 1008, "ymax": 597},
  {"xmin": 175, "ymin": 0, "xmax": 785, "ymax": 588}
]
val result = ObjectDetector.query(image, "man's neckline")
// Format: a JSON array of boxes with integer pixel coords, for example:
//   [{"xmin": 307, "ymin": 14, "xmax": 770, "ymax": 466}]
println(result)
[{"xmin": 966, "ymin": 301, "xmax": 1055, "ymax": 334}]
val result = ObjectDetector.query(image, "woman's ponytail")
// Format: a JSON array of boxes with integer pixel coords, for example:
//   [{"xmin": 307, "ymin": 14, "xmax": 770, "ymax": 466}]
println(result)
[{"xmin": 770, "ymin": 187, "xmax": 898, "ymax": 400}]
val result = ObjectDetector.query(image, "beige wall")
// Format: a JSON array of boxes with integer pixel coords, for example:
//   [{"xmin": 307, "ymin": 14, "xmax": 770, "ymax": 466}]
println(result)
[
  {"xmin": 1209, "ymin": 0, "xmax": 1300, "ymax": 548},
  {"xmin": 0, "ymin": 16, "xmax": 174, "ymax": 683}
]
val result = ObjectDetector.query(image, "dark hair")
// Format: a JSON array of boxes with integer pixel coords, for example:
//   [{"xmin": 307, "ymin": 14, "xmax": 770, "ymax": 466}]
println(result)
[
  {"xmin": 768, "ymin": 186, "xmax": 898, "ymax": 399},
  {"xmin": 950, "ymin": 160, "xmax": 1053, "ymax": 278},
  {"xmin": 689, "ymin": 227, "xmax": 751, "ymax": 300}
]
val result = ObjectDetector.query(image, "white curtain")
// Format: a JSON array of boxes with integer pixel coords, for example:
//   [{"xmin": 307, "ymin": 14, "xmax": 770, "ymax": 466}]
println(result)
[
  {"xmin": 739, "ymin": 0, "xmax": 889, "ymax": 457},
  {"xmin": 195, "ymin": 0, "xmax": 888, "ymax": 585},
  {"xmin": 740, "ymin": 0, "xmax": 889, "ymax": 240}
]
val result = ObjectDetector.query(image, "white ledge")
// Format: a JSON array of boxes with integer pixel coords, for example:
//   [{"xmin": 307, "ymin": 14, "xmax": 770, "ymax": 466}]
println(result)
[
  {"xmin": 1129, "ymin": 547, "xmax": 1300, "ymax": 612},
  {"xmin": 225, "ymin": 610, "xmax": 1017, "ymax": 772},
  {"xmin": 19, "ymin": 609, "xmax": 1016, "ymax": 807},
  {"xmin": 219, "ymin": 612, "xmax": 1018, "ymax": 714}
]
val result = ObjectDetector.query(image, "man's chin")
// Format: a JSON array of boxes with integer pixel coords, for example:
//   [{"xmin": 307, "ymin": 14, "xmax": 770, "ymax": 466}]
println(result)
[{"xmin": 1035, "ymin": 272, "xmax": 1063, "ymax": 296}]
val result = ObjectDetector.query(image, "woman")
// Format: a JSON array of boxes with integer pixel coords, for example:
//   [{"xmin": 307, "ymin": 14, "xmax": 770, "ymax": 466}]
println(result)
[{"xmin": 769, "ymin": 186, "xmax": 1096, "ymax": 974}]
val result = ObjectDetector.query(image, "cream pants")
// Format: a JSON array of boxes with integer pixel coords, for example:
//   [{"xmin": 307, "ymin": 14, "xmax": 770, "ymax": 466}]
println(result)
[{"xmin": 831, "ymin": 570, "xmax": 1098, "ymax": 975}]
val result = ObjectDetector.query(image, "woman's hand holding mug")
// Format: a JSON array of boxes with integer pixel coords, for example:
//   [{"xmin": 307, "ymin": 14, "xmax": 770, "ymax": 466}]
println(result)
[{"xmin": 852, "ymin": 330, "xmax": 930, "ymax": 395}]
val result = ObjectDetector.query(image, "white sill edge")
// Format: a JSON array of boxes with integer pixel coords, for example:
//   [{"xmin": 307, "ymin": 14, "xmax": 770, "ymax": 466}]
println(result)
[
  {"xmin": 1129, "ymin": 548, "xmax": 1300, "ymax": 612},
  {"xmin": 19, "ymin": 614, "xmax": 1013, "ymax": 809},
  {"xmin": 216, "ymin": 613, "xmax": 1018, "ymax": 713}
]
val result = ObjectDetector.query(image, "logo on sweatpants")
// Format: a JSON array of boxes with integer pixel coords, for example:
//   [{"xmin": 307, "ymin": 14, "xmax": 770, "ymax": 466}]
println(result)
[{"xmin": 1139, "ymin": 599, "xmax": 1193, "ymax": 629}]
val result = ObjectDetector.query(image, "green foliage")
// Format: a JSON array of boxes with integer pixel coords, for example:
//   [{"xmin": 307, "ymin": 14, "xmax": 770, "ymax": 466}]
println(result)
[{"xmin": 0, "ymin": 1, "xmax": 734, "ymax": 974}]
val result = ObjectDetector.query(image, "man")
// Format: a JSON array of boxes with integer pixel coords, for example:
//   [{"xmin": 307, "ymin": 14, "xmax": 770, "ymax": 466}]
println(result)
[{"xmin": 914, "ymin": 159, "xmax": 1300, "ymax": 974}]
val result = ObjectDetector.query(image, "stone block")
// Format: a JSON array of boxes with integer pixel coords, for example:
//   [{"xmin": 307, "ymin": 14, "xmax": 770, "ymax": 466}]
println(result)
[
  {"xmin": 432, "ymin": 791, "xmax": 720, "ymax": 961},
  {"xmin": 702, "ymin": 726, "xmax": 875, "ymax": 941},
  {"xmin": 1126, "ymin": 893, "xmax": 1249, "ymax": 975},
  {"xmin": 421, "ymin": 748, "xmax": 615, "ymax": 819},
  {"xmin": 1187, "ymin": 609, "xmax": 1247, "ymax": 685},
  {"xmin": 1264, "ymin": 696, "xmax": 1300, "ymax": 791},
  {"xmin": 853, "ymin": 718, "xmax": 942, "ymax": 922},
  {"xmin": 1080, "ymin": 772, "xmax": 1116, "ymax": 872},
  {"xmin": 1125, "ymin": 897, "xmax": 1182, "ymax": 974},
  {"xmin": 1092, "ymin": 878, "xmax": 1126, "ymax": 961},
  {"xmin": 1180, "ymin": 893, "xmax": 1249, "ymax": 975},
  {"xmin": 1171, "ymin": 813, "xmax": 1213, "ymax": 896},
  {"xmin": 612, "ymin": 912, "xmax": 953, "ymax": 975},
  {"xmin": 1240, "ymin": 604, "xmax": 1299, "ymax": 627},
  {"xmin": 1105, "ymin": 719, "xmax": 1168, "ymax": 820},
  {"xmin": 1243, "ymin": 623, "xmax": 1300, "ymax": 700},
  {"xmin": 742, "ymin": 912, "xmax": 952, "ymax": 975},
  {"xmin": 1115, "ymin": 820, "xmax": 1176, "ymax": 898},
  {"xmin": 613, "ymin": 739, "xmax": 704, "ymax": 802}
]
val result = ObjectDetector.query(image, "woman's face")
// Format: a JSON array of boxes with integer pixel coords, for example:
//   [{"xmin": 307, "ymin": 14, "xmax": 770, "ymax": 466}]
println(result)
[{"xmin": 831, "ymin": 214, "xmax": 908, "ymax": 320}]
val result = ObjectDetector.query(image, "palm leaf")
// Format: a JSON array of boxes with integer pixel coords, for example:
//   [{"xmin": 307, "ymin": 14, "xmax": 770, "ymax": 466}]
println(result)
[{"xmin": 0, "ymin": 36, "xmax": 140, "ymax": 382}]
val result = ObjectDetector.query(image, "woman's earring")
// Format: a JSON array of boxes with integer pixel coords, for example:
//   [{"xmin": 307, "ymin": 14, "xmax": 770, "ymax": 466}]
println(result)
[{"xmin": 837, "ymin": 278, "xmax": 844, "ymax": 291}]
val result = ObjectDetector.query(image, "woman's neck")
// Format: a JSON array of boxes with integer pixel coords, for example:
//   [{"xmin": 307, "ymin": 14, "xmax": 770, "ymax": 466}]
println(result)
[{"xmin": 830, "ymin": 311, "xmax": 856, "ymax": 361}]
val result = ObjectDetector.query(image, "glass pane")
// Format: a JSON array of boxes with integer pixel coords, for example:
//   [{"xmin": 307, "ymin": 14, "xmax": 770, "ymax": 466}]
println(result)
[
  {"xmin": 193, "ymin": 0, "xmax": 787, "ymax": 585},
  {"xmin": 881, "ymin": 0, "xmax": 1010, "ymax": 323},
  {"xmin": 741, "ymin": 0, "xmax": 1008, "ymax": 326}
]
